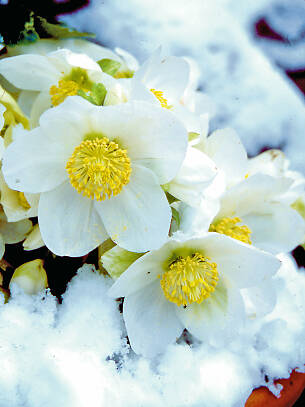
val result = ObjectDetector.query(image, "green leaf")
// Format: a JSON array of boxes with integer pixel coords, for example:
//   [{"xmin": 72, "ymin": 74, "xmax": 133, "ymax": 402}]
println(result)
[
  {"xmin": 37, "ymin": 16, "xmax": 95, "ymax": 39},
  {"xmin": 97, "ymin": 59, "xmax": 122, "ymax": 77}
]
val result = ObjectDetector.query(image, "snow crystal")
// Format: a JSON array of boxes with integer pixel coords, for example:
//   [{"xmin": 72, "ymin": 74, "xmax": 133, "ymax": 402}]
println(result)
[
  {"xmin": 61, "ymin": 0, "xmax": 305, "ymax": 173},
  {"xmin": 0, "ymin": 256, "xmax": 304, "ymax": 406}
]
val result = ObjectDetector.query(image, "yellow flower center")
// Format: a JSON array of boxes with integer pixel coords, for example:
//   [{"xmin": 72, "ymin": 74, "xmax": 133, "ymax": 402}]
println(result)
[
  {"xmin": 209, "ymin": 217, "xmax": 252, "ymax": 244},
  {"xmin": 160, "ymin": 253, "xmax": 219, "ymax": 307},
  {"xmin": 66, "ymin": 136, "xmax": 132, "ymax": 201},
  {"xmin": 18, "ymin": 192, "xmax": 31, "ymax": 210},
  {"xmin": 50, "ymin": 80, "xmax": 84, "ymax": 106},
  {"xmin": 150, "ymin": 88, "xmax": 173, "ymax": 109}
]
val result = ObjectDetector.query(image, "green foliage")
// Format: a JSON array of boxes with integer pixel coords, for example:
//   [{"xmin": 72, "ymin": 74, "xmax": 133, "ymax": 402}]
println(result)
[{"xmin": 37, "ymin": 16, "xmax": 95, "ymax": 40}]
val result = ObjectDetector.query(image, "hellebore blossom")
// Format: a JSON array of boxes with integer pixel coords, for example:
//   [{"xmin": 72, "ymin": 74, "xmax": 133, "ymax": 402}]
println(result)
[
  {"xmin": 0, "ymin": 48, "xmax": 115, "ymax": 126},
  {"xmin": 108, "ymin": 233, "xmax": 280, "ymax": 357},
  {"xmin": 3, "ymin": 97, "xmax": 188, "ymax": 256}
]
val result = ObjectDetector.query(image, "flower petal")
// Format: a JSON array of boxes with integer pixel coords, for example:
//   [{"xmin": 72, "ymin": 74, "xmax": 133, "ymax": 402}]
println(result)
[
  {"xmin": 90, "ymin": 101, "xmax": 187, "ymax": 184},
  {"xmin": 95, "ymin": 165, "xmax": 171, "ymax": 252},
  {"xmin": 182, "ymin": 233, "xmax": 281, "ymax": 288},
  {"xmin": 176, "ymin": 277, "xmax": 245, "ymax": 346},
  {"xmin": 218, "ymin": 174, "xmax": 293, "ymax": 217},
  {"xmin": 0, "ymin": 54, "xmax": 61, "ymax": 90},
  {"xmin": 243, "ymin": 203, "xmax": 305, "ymax": 254},
  {"xmin": 108, "ymin": 242, "xmax": 174, "ymax": 298},
  {"xmin": 204, "ymin": 128, "xmax": 248, "ymax": 186},
  {"xmin": 123, "ymin": 281, "xmax": 183, "ymax": 357},
  {"xmin": 135, "ymin": 50, "xmax": 190, "ymax": 101},
  {"xmin": 39, "ymin": 181, "xmax": 108, "ymax": 256},
  {"xmin": 167, "ymin": 147, "xmax": 217, "ymax": 207},
  {"xmin": 3, "ymin": 128, "xmax": 70, "ymax": 193}
]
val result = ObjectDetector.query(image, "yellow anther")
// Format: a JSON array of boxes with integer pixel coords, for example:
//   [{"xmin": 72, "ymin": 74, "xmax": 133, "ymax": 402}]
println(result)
[
  {"xmin": 209, "ymin": 217, "xmax": 252, "ymax": 244},
  {"xmin": 50, "ymin": 80, "xmax": 82, "ymax": 106},
  {"xmin": 18, "ymin": 192, "xmax": 31, "ymax": 210},
  {"xmin": 150, "ymin": 88, "xmax": 173, "ymax": 109},
  {"xmin": 160, "ymin": 253, "xmax": 219, "ymax": 307},
  {"xmin": 66, "ymin": 136, "xmax": 132, "ymax": 201}
]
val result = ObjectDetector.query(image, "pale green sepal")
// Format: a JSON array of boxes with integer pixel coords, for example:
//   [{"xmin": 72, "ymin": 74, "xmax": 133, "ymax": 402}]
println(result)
[
  {"xmin": 9, "ymin": 259, "xmax": 48, "ymax": 295},
  {"xmin": 97, "ymin": 59, "xmax": 122, "ymax": 77},
  {"xmin": 170, "ymin": 206, "xmax": 180, "ymax": 236},
  {"xmin": 101, "ymin": 245, "xmax": 143, "ymax": 280},
  {"xmin": 292, "ymin": 197, "xmax": 305, "ymax": 220},
  {"xmin": 77, "ymin": 83, "xmax": 107, "ymax": 106},
  {"xmin": 188, "ymin": 132, "xmax": 200, "ymax": 142}
]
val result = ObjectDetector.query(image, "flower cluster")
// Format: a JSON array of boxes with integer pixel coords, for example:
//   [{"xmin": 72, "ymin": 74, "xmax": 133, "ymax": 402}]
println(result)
[{"xmin": 0, "ymin": 38, "xmax": 304, "ymax": 358}]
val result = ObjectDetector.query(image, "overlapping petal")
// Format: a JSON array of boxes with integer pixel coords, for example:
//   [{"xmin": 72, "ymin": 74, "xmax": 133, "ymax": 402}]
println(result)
[
  {"xmin": 95, "ymin": 165, "xmax": 171, "ymax": 252},
  {"xmin": 39, "ymin": 181, "xmax": 107, "ymax": 256}
]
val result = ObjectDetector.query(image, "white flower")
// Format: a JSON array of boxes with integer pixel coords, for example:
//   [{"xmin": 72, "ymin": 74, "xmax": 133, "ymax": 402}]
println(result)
[
  {"xmin": 3, "ymin": 97, "xmax": 187, "ymax": 256},
  {"xmin": 0, "ymin": 49, "xmax": 115, "ymax": 126},
  {"xmin": 126, "ymin": 48, "xmax": 205, "ymax": 132},
  {"xmin": 182, "ymin": 173, "xmax": 305, "ymax": 254},
  {"xmin": 108, "ymin": 233, "xmax": 280, "ymax": 357}
]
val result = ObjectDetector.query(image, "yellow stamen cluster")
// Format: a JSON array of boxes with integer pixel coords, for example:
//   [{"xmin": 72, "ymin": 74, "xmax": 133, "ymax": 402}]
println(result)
[
  {"xmin": 49, "ymin": 80, "xmax": 81, "ymax": 106},
  {"xmin": 160, "ymin": 253, "xmax": 219, "ymax": 307},
  {"xmin": 18, "ymin": 192, "xmax": 31, "ymax": 210},
  {"xmin": 209, "ymin": 217, "xmax": 252, "ymax": 244},
  {"xmin": 66, "ymin": 137, "xmax": 131, "ymax": 201},
  {"xmin": 150, "ymin": 88, "xmax": 173, "ymax": 109}
]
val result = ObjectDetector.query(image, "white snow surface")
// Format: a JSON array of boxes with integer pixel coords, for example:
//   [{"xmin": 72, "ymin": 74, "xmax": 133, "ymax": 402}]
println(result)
[
  {"xmin": 0, "ymin": 257, "xmax": 305, "ymax": 407},
  {"xmin": 61, "ymin": 0, "xmax": 305, "ymax": 173}
]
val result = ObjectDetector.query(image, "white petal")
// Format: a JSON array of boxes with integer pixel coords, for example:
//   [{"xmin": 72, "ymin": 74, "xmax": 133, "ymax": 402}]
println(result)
[
  {"xmin": 115, "ymin": 47, "xmax": 139, "ymax": 71},
  {"xmin": 0, "ymin": 54, "xmax": 61, "ymax": 90},
  {"xmin": 182, "ymin": 233, "xmax": 281, "ymax": 288},
  {"xmin": 90, "ymin": 101, "xmax": 187, "ymax": 184},
  {"xmin": 204, "ymin": 128, "xmax": 248, "ymax": 186},
  {"xmin": 179, "ymin": 198, "xmax": 220, "ymax": 235},
  {"xmin": 52, "ymin": 49, "xmax": 102, "ymax": 72},
  {"xmin": 167, "ymin": 147, "xmax": 217, "ymax": 207},
  {"xmin": 38, "ymin": 181, "xmax": 108, "ymax": 256},
  {"xmin": 18, "ymin": 90, "xmax": 39, "ymax": 117},
  {"xmin": 177, "ymin": 277, "xmax": 245, "ymax": 345},
  {"xmin": 29, "ymin": 91, "xmax": 52, "ymax": 128},
  {"xmin": 123, "ymin": 281, "xmax": 183, "ymax": 357},
  {"xmin": 130, "ymin": 80, "xmax": 159, "ymax": 106},
  {"xmin": 219, "ymin": 174, "xmax": 293, "ymax": 217},
  {"xmin": 135, "ymin": 50, "xmax": 190, "ymax": 101},
  {"xmin": 3, "ymin": 128, "xmax": 70, "ymax": 193},
  {"xmin": 108, "ymin": 242, "xmax": 174, "ymax": 298},
  {"xmin": 243, "ymin": 203, "xmax": 305, "ymax": 254},
  {"xmin": 38, "ymin": 96, "xmax": 92, "ymax": 144},
  {"xmin": 95, "ymin": 165, "xmax": 171, "ymax": 252}
]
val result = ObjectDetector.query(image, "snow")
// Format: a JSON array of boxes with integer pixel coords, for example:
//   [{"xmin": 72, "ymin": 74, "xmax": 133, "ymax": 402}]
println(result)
[
  {"xmin": 0, "ymin": 257, "xmax": 304, "ymax": 407},
  {"xmin": 61, "ymin": 0, "xmax": 305, "ymax": 174}
]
